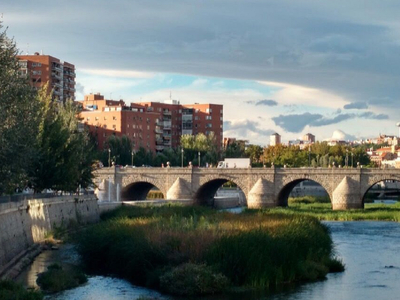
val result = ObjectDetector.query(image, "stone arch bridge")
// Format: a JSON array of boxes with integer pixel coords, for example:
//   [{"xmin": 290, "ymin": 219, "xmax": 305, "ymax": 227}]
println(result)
[{"xmin": 94, "ymin": 167, "xmax": 400, "ymax": 210}]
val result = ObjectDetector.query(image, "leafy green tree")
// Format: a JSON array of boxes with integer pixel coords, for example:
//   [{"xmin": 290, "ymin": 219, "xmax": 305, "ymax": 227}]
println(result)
[
  {"xmin": 30, "ymin": 91, "xmax": 96, "ymax": 192},
  {"xmin": 245, "ymin": 145, "xmax": 263, "ymax": 165},
  {"xmin": 180, "ymin": 133, "xmax": 219, "ymax": 166},
  {"xmin": 0, "ymin": 23, "xmax": 41, "ymax": 194},
  {"xmin": 225, "ymin": 142, "xmax": 246, "ymax": 158}
]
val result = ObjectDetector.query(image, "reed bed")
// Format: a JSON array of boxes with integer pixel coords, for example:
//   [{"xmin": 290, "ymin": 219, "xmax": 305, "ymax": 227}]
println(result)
[
  {"xmin": 75, "ymin": 205, "xmax": 342, "ymax": 296},
  {"xmin": 272, "ymin": 202, "xmax": 400, "ymax": 222}
]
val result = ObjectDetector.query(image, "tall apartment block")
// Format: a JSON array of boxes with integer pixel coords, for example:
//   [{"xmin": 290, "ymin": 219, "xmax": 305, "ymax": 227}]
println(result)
[
  {"xmin": 78, "ymin": 94, "xmax": 223, "ymax": 153},
  {"xmin": 17, "ymin": 52, "xmax": 76, "ymax": 103},
  {"xmin": 270, "ymin": 133, "xmax": 281, "ymax": 146},
  {"xmin": 302, "ymin": 133, "xmax": 315, "ymax": 143}
]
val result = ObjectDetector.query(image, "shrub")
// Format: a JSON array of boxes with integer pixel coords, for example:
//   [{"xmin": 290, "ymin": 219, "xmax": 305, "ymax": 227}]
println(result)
[
  {"xmin": 159, "ymin": 263, "xmax": 229, "ymax": 296},
  {"xmin": 0, "ymin": 280, "xmax": 43, "ymax": 300},
  {"xmin": 36, "ymin": 263, "xmax": 87, "ymax": 293}
]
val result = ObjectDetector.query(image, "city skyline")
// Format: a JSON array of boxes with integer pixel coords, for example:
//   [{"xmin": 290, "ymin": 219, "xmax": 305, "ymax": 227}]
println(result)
[{"xmin": 2, "ymin": 1, "xmax": 400, "ymax": 144}]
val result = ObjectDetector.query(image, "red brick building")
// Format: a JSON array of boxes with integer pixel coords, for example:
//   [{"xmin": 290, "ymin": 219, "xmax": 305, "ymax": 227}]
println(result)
[
  {"xmin": 78, "ymin": 94, "xmax": 223, "ymax": 153},
  {"xmin": 17, "ymin": 52, "xmax": 75, "ymax": 103}
]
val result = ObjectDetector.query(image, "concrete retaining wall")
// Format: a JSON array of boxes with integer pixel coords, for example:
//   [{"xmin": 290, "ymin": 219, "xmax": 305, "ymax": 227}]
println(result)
[{"xmin": 0, "ymin": 195, "xmax": 99, "ymax": 276}]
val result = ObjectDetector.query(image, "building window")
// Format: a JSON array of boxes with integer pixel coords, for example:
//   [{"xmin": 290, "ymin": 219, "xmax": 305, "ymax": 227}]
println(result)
[
  {"xmin": 206, "ymin": 108, "xmax": 212, "ymax": 113},
  {"xmin": 86, "ymin": 117, "xmax": 90, "ymax": 121},
  {"xmin": 147, "ymin": 125, "xmax": 150, "ymax": 130},
  {"xmin": 32, "ymin": 70, "xmax": 42, "ymax": 75},
  {"xmin": 104, "ymin": 117, "xmax": 107, "ymax": 120},
  {"xmin": 127, "ymin": 124, "xmax": 130, "ymax": 128},
  {"xmin": 206, "ymin": 123, "xmax": 212, "ymax": 128},
  {"xmin": 113, "ymin": 116, "xmax": 117, "ymax": 120},
  {"xmin": 95, "ymin": 117, "xmax": 99, "ymax": 120},
  {"xmin": 206, "ymin": 116, "xmax": 212, "ymax": 120}
]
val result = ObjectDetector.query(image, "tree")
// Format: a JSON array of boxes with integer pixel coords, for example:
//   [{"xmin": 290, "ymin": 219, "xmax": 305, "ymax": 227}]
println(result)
[
  {"xmin": 180, "ymin": 133, "xmax": 219, "ymax": 166},
  {"xmin": 0, "ymin": 23, "xmax": 41, "ymax": 194},
  {"xmin": 29, "ymin": 91, "xmax": 96, "ymax": 192},
  {"xmin": 245, "ymin": 145, "xmax": 263, "ymax": 165}
]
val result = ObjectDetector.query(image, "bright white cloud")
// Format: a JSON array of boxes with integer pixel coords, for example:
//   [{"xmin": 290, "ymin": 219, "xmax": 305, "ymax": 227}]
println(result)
[{"xmin": 257, "ymin": 81, "xmax": 348, "ymax": 109}]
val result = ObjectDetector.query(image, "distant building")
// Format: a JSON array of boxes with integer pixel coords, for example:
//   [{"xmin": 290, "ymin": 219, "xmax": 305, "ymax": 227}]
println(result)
[
  {"xmin": 302, "ymin": 133, "xmax": 315, "ymax": 143},
  {"xmin": 17, "ymin": 52, "xmax": 75, "ymax": 103},
  {"xmin": 78, "ymin": 94, "xmax": 223, "ymax": 152},
  {"xmin": 270, "ymin": 133, "xmax": 281, "ymax": 146}
]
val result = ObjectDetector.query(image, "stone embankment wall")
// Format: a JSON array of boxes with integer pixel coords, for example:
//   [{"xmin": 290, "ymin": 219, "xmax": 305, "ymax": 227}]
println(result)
[{"xmin": 0, "ymin": 195, "xmax": 99, "ymax": 277}]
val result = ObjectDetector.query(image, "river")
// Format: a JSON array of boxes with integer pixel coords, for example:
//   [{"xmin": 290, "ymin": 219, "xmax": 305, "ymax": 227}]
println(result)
[{"xmin": 16, "ymin": 221, "xmax": 400, "ymax": 300}]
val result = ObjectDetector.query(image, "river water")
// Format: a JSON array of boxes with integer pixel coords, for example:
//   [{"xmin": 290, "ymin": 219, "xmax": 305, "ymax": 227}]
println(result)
[{"xmin": 17, "ymin": 221, "xmax": 400, "ymax": 300}]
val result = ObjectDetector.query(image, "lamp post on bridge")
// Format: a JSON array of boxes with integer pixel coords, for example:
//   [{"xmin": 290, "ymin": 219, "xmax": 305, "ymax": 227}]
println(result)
[
  {"xmin": 108, "ymin": 148, "xmax": 111, "ymax": 168},
  {"xmin": 181, "ymin": 148, "xmax": 184, "ymax": 168},
  {"xmin": 308, "ymin": 145, "xmax": 311, "ymax": 167},
  {"xmin": 345, "ymin": 149, "xmax": 349, "ymax": 168},
  {"xmin": 131, "ymin": 150, "xmax": 135, "ymax": 166},
  {"xmin": 351, "ymin": 152, "xmax": 354, "ymax": 168},
  {"xmin": 198, "ymin": 151, "xmax": 201, "ymax": 167}
]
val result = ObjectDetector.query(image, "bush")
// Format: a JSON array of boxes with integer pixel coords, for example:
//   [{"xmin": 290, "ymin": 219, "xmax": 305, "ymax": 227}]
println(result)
[
  {"xmin": 75, "ymin": 206, "xmax": 343, "ymax": 295},
  {"xmin": 159, "ymin": 263, "xmax": 229, "ymax": 296},
  {"xmin": 0, "ymin": 280, "xmax": 42, "ymax": 300},
  {"xmin": 36, "ymin": 263, "xmax": 87, "ymax": 293}
]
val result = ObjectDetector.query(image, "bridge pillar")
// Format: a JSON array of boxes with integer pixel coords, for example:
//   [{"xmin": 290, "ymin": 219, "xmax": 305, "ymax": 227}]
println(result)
[
  {"xmin": 332, "ymin": 176, "xmax": 363, "ymax": 210},
  {"xmin": 166, "ymin": 177, "xmax": 193, "ymax": 201},
  {"xmin": 247, "ymin": 178, "xmax": 276, "ymax": 208}
]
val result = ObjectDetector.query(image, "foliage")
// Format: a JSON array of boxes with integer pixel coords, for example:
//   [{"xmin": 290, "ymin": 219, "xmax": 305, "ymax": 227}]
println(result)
[
  {"xmin": 261, "ymin": 142, "xmax": 371, "ymax": 168},
  {"xmin": 0, "ymin": 23, "xmax": 41, "ymax": 195},
  {"xmin": 160, "ymin": 263, "xmax": 229, "ymax": 296},
  {"xmin": 76, "ymin": 206, "xmax": 342, "ymax": 296},
  {"xmin": 180, "ymin": 133, "xmax": 219, "ymax": 166},
  {"xmin": 0, "ymin": 280, "xmax": 43, "ymax": 300},
  {"xmin": 267, "ymin": 202, "xmax": 400, "ymax": 222},
  {"xmin": 36, "ymin": 263, "xmax": 87, "ymax": 293},
  {"xmin": 0, "ymin": 21, "xmax": 96, "ymax": 195},
  {"xmin": 225, "ymin": 141, "xmax": 246, "ymax": 158},
  {"xmin": 29, "ymin": 93, "xmax": 96, "ymax": 192}
]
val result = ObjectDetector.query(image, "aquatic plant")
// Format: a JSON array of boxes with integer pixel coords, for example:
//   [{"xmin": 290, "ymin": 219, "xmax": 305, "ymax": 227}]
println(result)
[{"xmin": 76, "ymin": 205, "xmax": 342, "ymax": 296}]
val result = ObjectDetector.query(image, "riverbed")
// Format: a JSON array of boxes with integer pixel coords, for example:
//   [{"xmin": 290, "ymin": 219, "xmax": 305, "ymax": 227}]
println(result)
[{"xmin": 16, "ymin": 221, "xmax": 400, "ymax": 300}]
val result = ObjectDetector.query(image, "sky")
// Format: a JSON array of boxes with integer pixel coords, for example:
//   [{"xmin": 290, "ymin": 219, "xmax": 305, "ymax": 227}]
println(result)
[{"xmin": 2, "ymin": 0, "xmax": 400, "ymax": 145}]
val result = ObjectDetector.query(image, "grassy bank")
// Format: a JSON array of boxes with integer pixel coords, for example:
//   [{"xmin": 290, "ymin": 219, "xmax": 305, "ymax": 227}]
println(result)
[
  {"xmin": 75, "ymin": 206, "xmax": 342, "ymax": 296},
  {"xmin": 277, "ymin": 198, "xmax": 400, "ymax": 222},
  {"xmin": 0, "ymin": 280, "xmax": 42, "ymax": 300}
]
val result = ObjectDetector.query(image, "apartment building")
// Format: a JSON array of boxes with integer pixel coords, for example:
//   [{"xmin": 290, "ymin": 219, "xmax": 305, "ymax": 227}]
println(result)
[
  {"xmin": 17, "ymin": 52, "xmax": 76, "ymax": 103},
  {"xmin": 270, "ymin": 133, "xmax": 281, "ymax": 146},
  {"xmin": 78, "ymin": 94, "xmax": 223, "ymax": 152}
]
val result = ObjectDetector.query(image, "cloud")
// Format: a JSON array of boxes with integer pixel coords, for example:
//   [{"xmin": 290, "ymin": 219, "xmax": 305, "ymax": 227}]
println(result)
[
  {"xmin": 272, "ymin": 111, "xmax": 390, "ymax": 133},
  {"xmin": 80, "ymin": 69, "xmax": 154, "ymax": 79},
  {"xmin": 224, "ymin": 119, "xmax": 274, "ymax": 139},
  {"xmin": 343, "ymin": 102, "xmax": 368, "ymax": 109},
  {"xmin": 330, "ymin": 130, "xmax": 357, "ymax": 141},
  {"xmin": 258, "ymin": 81, "xmax": 348, "ymax": 109},
  {"xmin": 272, "ymin": 113, "xmax": 322, "ymax": 133},
  {"xmin": 255, "ymin": 99, "xmax": 278, "ymax": 106}
]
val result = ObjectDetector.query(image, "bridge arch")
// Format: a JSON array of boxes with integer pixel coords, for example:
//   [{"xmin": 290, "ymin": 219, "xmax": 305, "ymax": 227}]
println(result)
[
  {"xmin": 194, "ymin": 176, "xmax": 247, "ymax": 206},
  {"xmin": 277, "ymin": 178, "xmax": 331, "ymax": 207},
  {"xmin": 121, "ymin": 181, "xmax": 165, "ymax": 201},
  {"xmin": 361, "ymin": 177, "xmax": 400, "ymax": 204}
]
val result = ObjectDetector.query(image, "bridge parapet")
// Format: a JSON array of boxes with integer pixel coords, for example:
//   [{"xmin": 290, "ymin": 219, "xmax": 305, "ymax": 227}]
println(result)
[{"xmin": 93, "ymin": 167, "xmax": 400, "ymax": 210}]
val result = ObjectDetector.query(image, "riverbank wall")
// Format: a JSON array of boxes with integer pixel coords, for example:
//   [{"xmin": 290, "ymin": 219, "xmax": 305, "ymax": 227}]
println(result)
[{"xmin": 0, "ymin": 195, "xmax": 99, "ymax": 278}]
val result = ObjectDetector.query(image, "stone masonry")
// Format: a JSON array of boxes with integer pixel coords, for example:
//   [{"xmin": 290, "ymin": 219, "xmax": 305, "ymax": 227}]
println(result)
[{"xmin": 95, "ymin": 167, "xmax": 400, "ymax": 210}]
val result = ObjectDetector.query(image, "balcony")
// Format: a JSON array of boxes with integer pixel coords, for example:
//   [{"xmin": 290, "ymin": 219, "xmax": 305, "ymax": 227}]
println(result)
[
  {"xmin": 163, "ymin": 110, "xmax": 172, "ymax": 116},
  {"xmin": 163, "ymin": 134, "xmax": 171, "ymax": 139},
  {"xmin": 163, "ymin": 140, "xmax": 172, "ymax": 147},
  {"xmin": 156, "ymin": 138, "xmax": 164, "ymax": 145},
  {"xmin": 155, "ymin": 145, "xmax": 164, "ymax": 151},
  {"xmin": 52, "ymin": 63, "xmax": 62, "ymax": 72},
  {"xmin": 52, "ymin": 72, "xmax": 62, "ymax": 80},
  {"xmin": 163, "ymin": 121, "xmax": 172, "ymax": 129},
  {"xmin": 155, "ymin": 127, "xmax": 163, "ymax": 134}
]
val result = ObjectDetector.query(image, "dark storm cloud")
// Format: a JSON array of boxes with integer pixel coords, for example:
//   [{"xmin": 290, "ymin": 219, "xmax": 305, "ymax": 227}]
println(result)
[
  {"xmin": 272, "ymin": 111, "xmax": 389, "ymax": 132},
  {"xmin": 246, "ymin": 99, "xmax": 278, "ymax": 106},
  {"xmin": 255, "ymin": 100, "xmax": 278, "ymax": 106},
  {"xmin": 4, "ymin": 0, "xmax": 400, "ymax": 110},
  {"xmin": 343, "ymin": 102, "xmax": 368, "ymax": 109}
]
